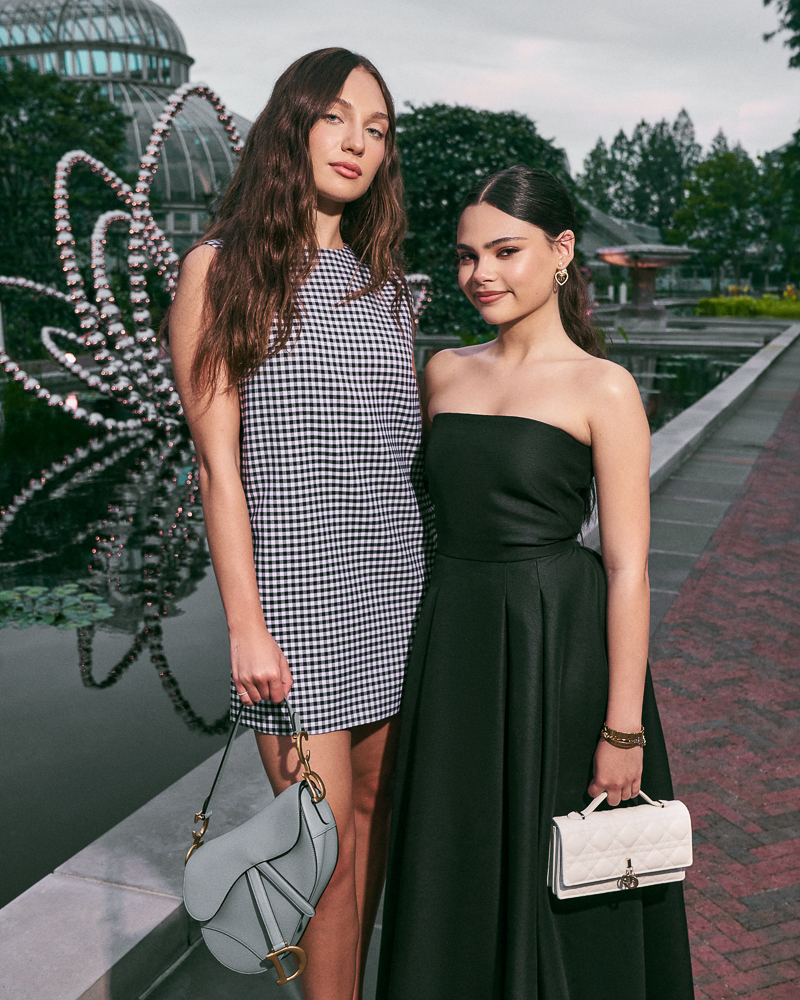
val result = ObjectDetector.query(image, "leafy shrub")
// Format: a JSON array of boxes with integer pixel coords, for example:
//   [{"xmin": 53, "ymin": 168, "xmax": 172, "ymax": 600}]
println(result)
[{"xmin": 696, "ymin": 296, "xmax": 800, "ymax": 319}]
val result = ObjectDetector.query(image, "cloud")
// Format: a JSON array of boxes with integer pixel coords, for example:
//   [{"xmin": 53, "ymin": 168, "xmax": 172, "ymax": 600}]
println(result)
[{"xmin": 158, "ymin": 0, "xmax": 800, "ymax": 171}]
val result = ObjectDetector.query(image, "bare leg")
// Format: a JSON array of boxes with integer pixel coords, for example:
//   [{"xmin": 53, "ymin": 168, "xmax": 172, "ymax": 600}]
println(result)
[
  {"xmin": 255, "ymin": 728, "xmax": 359, "ymax": 1000},
  {"xmin": 350, "ymin": 715, "xmax": 400, "ymax": 1000}
]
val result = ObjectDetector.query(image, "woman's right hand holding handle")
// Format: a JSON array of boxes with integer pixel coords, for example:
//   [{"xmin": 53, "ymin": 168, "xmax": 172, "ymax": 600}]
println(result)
[{"xmin": 230, "ymin": 624, "xmax": 293, "ymax": 705}]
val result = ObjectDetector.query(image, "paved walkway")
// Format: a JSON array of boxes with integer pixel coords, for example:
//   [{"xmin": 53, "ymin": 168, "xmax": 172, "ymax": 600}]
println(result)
[
  {"xmin": 147, "ymin": 338, "xmax": 800, "ymax": 1000},
  {"xmin": 648, "ymin": 344, "xmax": 800, "ymax": 998}
]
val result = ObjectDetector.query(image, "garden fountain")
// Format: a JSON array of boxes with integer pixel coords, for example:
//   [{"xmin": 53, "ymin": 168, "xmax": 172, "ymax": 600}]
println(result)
[{"xmin": 597, "ymin": 243, "xmax": 697, "ymax": 331}]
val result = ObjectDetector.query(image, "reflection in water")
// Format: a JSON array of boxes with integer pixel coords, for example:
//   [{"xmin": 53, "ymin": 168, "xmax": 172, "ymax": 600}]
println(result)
[
  {"xmin": 612, "ymin": 350, "xmax": 754, "ymax": 431},
  {"xmin": 1, "ymin": 416, "xmax": 229, "ymax": 734},
  {"xmin": 0, "ymin": 83, "xmax": 247, "ymax": 737},
  {"xmin": 78, "ymin": 619, "xmax": 229, "ymax": 736},
  {"xmin": 75, "ymin": 432, "xmax": 229, "ymax": 734}
]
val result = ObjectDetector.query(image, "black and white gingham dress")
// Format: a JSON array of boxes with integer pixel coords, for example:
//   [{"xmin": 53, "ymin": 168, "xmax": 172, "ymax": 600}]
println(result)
[{"xmin": 233, "ymin": 246, "xmax": 432, "ymax": 735}]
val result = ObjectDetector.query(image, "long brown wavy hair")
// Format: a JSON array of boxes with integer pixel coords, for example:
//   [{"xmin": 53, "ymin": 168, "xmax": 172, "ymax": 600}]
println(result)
[
  {"xmin": 462, "ymin": 165, "xmax": 606, "ymax": 358},
  {"xmin": 186, "ymin": 48, "xmax": 408, "ymax": 394}
]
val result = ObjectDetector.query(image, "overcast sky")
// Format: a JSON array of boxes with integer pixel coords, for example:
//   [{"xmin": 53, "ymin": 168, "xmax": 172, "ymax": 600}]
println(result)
[{"xmin": 158, "ymin": 0, "xmax": 800, "ymax": 174}]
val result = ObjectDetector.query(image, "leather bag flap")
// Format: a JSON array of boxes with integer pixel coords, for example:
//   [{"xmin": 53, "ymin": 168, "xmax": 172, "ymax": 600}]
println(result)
[
  {"xmin": 553, "ymin": 799, "xmax": 693, "ymax": 888},
  {"xmin": 183, "ymin": 782, "xmax": 305, "ymax": 921}
]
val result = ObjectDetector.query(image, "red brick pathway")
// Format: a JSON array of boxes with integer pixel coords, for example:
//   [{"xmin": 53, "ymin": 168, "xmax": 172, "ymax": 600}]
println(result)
[{"xmin": 651, "ymin": 387, "xmax": 800, "ymax": 999}]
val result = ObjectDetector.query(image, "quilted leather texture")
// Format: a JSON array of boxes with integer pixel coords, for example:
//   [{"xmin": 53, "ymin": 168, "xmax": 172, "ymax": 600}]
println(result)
[{"xmin": 548, "ymin": 798, "xmax": 692, "ymax": 899}]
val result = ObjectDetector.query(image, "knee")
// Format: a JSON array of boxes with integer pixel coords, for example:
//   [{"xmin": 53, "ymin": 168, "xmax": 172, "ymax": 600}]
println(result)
[
  {"xmin": 323, "ymin": 812, "xmax": 356, "ymax": 896},
  {"xmin": 331, "ymin": 806, "xmax": 357, "ymax": 866},
  {"xmin": 352, "ymin": 768, "xmax": 394, "ymax": 821}
]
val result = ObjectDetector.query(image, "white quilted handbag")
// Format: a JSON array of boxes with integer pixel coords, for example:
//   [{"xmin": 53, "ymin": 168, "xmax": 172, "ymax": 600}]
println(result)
[{"xmin": 547, "ymin": 790, "xmax": 692, "ymax": 899}]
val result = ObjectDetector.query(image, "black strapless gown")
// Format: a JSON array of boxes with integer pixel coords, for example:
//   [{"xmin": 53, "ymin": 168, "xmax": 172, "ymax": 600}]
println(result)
[{"xmin": 377, "ymin": 413, "xmax": 693, "ymax": 1000}]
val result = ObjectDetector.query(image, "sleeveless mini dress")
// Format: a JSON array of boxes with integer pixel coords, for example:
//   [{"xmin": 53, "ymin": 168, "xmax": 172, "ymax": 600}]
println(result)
[{"xmin": 228, "ymin": 245, "xmax": 432, "ymax": 735}]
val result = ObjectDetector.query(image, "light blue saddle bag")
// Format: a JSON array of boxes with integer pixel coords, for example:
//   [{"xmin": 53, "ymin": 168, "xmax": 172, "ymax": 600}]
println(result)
[{"xmin": 183, "ymin": 701, "xmax": 338, "ymax": 985}]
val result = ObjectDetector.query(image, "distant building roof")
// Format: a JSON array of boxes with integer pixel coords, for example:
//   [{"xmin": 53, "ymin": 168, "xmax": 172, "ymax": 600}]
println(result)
[
  {"xmin": 0, "ymin": 0, "xmax": 189, "ymax": 57},
  {"xmin": 579, "ymin": 201, "xmax": 661, "ymax": 264},
  {"xmin": 0, "ymin": 0, "xmax": 251, "ymax": 250}
]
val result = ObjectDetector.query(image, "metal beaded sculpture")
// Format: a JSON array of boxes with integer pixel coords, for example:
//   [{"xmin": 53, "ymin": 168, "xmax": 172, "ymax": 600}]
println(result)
[{"xmin": 0, "ymin": 82, "xmax": 244, "ymax": 443}]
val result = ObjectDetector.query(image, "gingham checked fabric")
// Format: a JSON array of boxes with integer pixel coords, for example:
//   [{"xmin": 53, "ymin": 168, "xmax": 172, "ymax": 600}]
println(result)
[{"xmin": 232, "ymin": 246, "xmax": 433, "ymax": 735}]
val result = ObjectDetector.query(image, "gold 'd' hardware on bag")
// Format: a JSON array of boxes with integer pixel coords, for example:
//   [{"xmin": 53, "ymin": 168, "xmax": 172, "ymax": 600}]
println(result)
[
  {"xmin": 266, "ymin": 945, "xmax": 308, "ymax": 984},
  {"xmin": 293, "ymin": 728, "xmax": 326, "ymax": 803}
]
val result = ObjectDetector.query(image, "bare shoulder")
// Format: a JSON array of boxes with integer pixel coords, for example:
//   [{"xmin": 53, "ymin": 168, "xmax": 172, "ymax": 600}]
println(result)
[
  {"xmin": 172, "ymin": 245, "xmax": 217, "ymax": 319},
  {"xmin": 423, "ymin": 341, "xmax": 489, "ymax": 390},
  {"xmin": 177, "ymin": 243, "xmax": 217, "ymax": 288},
  {"xmin": 575, "ymin": 356, "xmax": 641, "ymax": 410},
  {"xmin": 170, "ymin": 245, "xmax": 219, "ymax": 356}
]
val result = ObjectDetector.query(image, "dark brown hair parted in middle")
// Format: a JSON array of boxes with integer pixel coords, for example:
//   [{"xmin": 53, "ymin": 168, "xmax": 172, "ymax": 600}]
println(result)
[
  {"xmin": 190, "ymin": 47, "xmax": 408, "ymax": 394},
  {"xmin": 461, "ymin": 165, "xmax": 606, "ymax": 359}
]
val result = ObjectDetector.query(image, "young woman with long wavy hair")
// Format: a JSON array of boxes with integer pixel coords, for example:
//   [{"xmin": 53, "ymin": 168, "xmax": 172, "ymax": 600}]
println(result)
[
  {"xmin": 169, "ymin": 48, "xmax": 430, "ymax": 1000},
  {"xmin": 378, "ymin": 166, "xmax": 693, "ymax": 999}
]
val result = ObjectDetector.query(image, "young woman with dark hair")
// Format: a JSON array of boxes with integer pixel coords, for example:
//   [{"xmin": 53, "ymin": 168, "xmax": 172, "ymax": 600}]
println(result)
[
  {"xmin": 378, "ymin": 165, "xmax": 693, "ymax": 999},
  {"xmin": 169, "ymin": 48, "xmax": 430, "ymax": 1000}
]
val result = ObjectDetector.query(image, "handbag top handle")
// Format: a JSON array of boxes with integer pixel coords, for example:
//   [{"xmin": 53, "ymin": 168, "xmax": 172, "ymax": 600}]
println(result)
[
  {"xmin": 185, "ymin": 698, "xmax": 324, "ymax": 866},
  {"xmin": 568, "ymin": 789, "xmax": 665, "ymax": 820}
]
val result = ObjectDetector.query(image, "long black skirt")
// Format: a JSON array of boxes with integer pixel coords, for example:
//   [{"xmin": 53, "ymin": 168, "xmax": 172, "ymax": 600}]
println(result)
[{"xmin": 377, "ymin": 545, "xmax": 694, "ymax": 1000}]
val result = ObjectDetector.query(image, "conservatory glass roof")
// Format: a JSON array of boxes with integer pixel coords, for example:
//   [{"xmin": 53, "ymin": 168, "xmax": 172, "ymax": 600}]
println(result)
[
  {"xmin": 0, "ymin": 0, "xmax": 250, "ymax": 247},
  {"xmin": 0, "ymin": 0, "xmax": 188, "ymax": 54}
]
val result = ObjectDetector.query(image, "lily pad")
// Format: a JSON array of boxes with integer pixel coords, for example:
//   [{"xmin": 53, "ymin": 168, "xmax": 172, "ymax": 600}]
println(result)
[{"xmin": 0, "ymin": 584, "xmax": 115, "ymax": 630}]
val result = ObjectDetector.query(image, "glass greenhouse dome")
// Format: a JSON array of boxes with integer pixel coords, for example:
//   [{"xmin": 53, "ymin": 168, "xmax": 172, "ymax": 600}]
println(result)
[{"xmin": 0, "ymin": 0, "xmax": 250, "ymax": 251}]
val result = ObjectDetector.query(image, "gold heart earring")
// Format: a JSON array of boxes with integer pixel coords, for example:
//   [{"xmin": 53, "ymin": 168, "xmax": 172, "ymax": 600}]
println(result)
[{"xmin": 555, "ymin": 262, "xmax": 569, "ymax": 287}]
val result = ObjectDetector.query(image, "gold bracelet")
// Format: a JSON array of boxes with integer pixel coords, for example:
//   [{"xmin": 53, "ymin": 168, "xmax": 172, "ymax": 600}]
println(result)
[{"xmin": 601, "ymin": 724, "xmax": 646, "ymax": 749}]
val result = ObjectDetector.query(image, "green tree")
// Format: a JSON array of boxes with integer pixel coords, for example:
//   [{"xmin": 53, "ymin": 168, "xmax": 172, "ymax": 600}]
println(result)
[
  {"xmin": 577, "ymin": 132, "xmax": 632, "ymax": 215},
  {"xmin": 779, "ymin": 132, "xmax": 800, "ymax": 278},
  {"xmin": 758, "ymin": 132, "xmax": 800, "ymax": 282},
  {"xmin": 672, "ymin": 131, "xmax": 761, "ymax": 291},
  {"xmin": 0, "ymin": 61, "xmax": 131, "ymax": 357},
  {"xmin": 396, "ymin": 103, "xmax": 579, "ymax": 341},
  {"xmin": 764, "ymin": 0, "xmax": 800, "ymax": 68},
  {"xmin": 577, "ymin": 110, "xmax": 700, "ymax": 232}
]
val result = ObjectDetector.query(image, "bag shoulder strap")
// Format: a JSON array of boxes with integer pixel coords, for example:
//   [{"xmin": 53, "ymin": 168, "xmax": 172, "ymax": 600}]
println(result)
[{"xmin": 199, "ymin": 699, "xmax": 300, "ymax": 819}]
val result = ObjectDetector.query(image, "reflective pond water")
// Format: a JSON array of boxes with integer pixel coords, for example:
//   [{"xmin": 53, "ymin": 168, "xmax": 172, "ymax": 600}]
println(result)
[
  {"xmin": 0, "ymin": 346, "xmax": 754, "ymax": 906},
  {"xmin": 609, "ymin": 348, "xmax": 755, "ymax": 430},
  {"xmin": 0, "ymin": 376, "xmax": 231, "ymax": 907}
]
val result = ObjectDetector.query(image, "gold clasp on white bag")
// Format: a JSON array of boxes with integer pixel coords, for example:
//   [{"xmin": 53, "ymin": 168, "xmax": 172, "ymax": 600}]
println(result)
[
  {"xmin": 617, "ymin": 858, "xmax": 639, "ymax": 890},
  {"xmin": 266, "ymin": 944, "xmax": 307, "ymax": 984}
]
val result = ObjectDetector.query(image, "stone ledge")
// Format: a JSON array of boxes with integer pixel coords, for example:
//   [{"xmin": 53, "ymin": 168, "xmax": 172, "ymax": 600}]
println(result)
[
  {"xmin": 0, "ymin": 731, "xmax": 271, "ymax": 1000},
  {"xmin": 648, "ymin": 322, "xmax": 800, "ymax": 492},
  {"xmin": 582, "ymin": 322, "xmax": 800, "ymax": 551}
]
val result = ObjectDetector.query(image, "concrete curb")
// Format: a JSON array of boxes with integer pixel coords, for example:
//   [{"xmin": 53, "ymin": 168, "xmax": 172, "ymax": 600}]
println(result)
[
  {"xmin": 648, "ymin": 322, "xmax": 800, "ymax": 492},
  {"xmin": 581, "ymin": 322, "xmax": 800, "ymax": 551},
  {"xmin": 0, "ymin": 731, "xmax": 271, "ymax": 1000}
]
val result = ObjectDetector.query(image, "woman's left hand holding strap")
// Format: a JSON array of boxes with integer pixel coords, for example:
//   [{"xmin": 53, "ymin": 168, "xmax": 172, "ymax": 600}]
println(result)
[{"xmin": 170, "ymin": 246, "xmax": 294, "ymax": 706}]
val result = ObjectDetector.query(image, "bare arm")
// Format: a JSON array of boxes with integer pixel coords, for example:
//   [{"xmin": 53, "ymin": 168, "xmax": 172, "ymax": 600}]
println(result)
[
  {"xmin": 170, "ymin": 246, "xmax": 292, "ymax": 705},
  {"xmin": 420, "ymin": 358, "xmax": 437, "ymax": 441},
  {"xmin": 587, "ymin": 364, "xmax": 651, "ymax": 805}
]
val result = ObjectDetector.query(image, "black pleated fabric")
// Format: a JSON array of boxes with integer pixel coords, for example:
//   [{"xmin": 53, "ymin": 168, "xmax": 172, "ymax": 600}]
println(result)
[{"xmin": 377, "ymin": 413, "xmax": 693, "ymax": 1000}]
